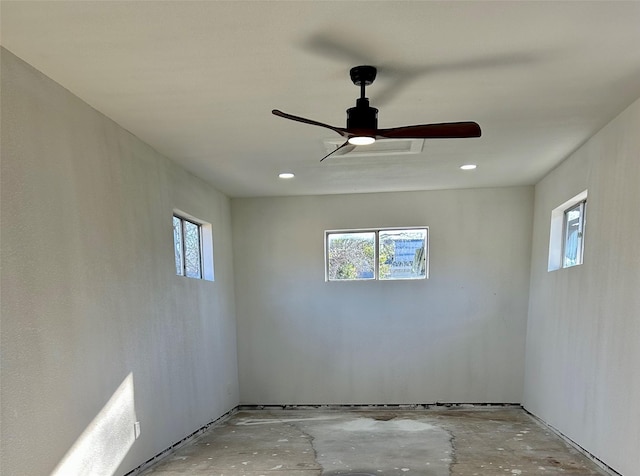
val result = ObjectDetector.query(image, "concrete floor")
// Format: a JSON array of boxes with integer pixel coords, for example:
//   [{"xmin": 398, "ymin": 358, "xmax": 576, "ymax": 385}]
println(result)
[{"xmin": 140, "ymin": 407, "xmax": 609, "ymax": 476}]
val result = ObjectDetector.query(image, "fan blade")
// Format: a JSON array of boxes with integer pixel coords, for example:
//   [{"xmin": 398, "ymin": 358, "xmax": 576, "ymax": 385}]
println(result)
[
  {"xmin": 272, "ymin": 110, "xmax": 348, "ymax": 137},
  {"xmin": 376, "ymin": 122, "xmax": 481, "ymax": 139},
  {"xmin": 320, "ymin": 140, "xmax": 355, "ymax": 162},
  {"xmin": 304, "ymin": 33, "xmax": 374, "ymax": 66}
]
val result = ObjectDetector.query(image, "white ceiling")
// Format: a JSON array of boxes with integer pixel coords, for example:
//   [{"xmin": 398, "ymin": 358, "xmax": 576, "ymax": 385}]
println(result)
[{"xmin": 2, "ymin": 1, "xmax": 639, "ymax": 198}]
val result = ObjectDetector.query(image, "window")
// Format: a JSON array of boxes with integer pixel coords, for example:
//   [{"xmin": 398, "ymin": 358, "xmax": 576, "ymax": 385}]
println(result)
[
  {"xmin": 173, "ymin": 215, "xmax": 202, "ymax": 278},
  {"xmin": 173, "ymin": 212, "xmax": 214, "ymax": 280},
  {"xmin": 548, "ymin": 190, "xmax": 587, "ymax": 271},
  {"xmin": 562, "ymin": 200, "xmax": 586, "ymax": 268},
  {"xmin": 325, "ymin": 228, "xmax": 428, "ymax": 281}
]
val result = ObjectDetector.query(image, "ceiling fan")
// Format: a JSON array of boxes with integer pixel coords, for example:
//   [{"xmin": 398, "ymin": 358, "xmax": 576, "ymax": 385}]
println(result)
[{"xmin": 272, "ymin": 65, "xmax": 482, "ymax": 161}]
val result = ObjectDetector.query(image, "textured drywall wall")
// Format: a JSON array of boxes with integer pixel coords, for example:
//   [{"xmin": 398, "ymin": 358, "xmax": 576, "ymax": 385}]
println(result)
[
  {"xmin": 524, "ymin": 97, "xmax": 640, "ymax": 475},
  {"xmin": 0, "ymin": 48, "xmax": 239, "ymax": 476},
  {"xmin": 232, "ymin": 186, "xmax": 533, "ymax": 405}
]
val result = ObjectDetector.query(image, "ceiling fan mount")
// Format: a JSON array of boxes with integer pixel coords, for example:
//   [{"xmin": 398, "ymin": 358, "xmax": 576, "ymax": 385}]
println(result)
[
  {"xmin": 273, "ymin": 65, "xmax": 481, "ymax": 161},
  {"xmin": 349, "ymin": 65, "xmax": 377, "ymax": 87}
]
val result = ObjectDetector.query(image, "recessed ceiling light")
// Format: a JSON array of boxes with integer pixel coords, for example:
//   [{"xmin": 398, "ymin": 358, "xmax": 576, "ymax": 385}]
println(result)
[
  {"xmin": 278, "ymin": 172, "xmax": 295, "ymax": 179},
  {"xmin": 460, "ymin": 164, "xmax": 477, "ymax": 170}
]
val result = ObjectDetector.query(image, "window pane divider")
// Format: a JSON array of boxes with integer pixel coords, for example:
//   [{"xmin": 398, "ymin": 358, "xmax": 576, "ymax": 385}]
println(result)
[{"xmin": 374, "ymin": 230, "xmax": 380, "ymax": 280}]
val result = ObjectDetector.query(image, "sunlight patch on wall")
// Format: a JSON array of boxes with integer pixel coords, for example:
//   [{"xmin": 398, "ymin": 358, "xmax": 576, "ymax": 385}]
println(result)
[{"xmin": 50, "ymin": 373, "xmax": 138, "ymax": 476}]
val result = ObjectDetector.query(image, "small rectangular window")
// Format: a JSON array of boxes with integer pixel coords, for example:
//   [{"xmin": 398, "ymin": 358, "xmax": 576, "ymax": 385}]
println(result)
[
  {"xmin": 562, "ymin": 200, "xmax": 586, "ymax": 268},
  {"xmin": 173, "ymin": 214, "xmax": 203, "ymax": 279},
  {"xmin": 548, "ymin": 190, "xmax": 587, "ymax": 272},
  {"xmin": 326, "ymin": 228, "xmax": 428, "ymax": 281}
]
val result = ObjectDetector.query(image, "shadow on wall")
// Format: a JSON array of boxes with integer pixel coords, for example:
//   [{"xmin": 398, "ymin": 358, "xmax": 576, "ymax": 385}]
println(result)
[{"xmin": 50, "ymin": 373, "xmax": 138, "ymax": 476}]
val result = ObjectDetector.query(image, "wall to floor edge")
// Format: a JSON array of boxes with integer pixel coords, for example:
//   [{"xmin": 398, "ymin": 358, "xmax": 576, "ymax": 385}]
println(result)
[
  {"xmin": 0, "ymin": 48, "xmax": 240, "ymax": 476},
  {"xmin": 524, "ymin": 97, "xmax": 640, "ymax": 476}
]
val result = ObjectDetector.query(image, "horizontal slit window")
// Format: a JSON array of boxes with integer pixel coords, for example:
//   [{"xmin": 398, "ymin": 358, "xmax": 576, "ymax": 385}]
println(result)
[{"xmin": 325, "ymin": 227, "xmax": 428, "ymax": 281}]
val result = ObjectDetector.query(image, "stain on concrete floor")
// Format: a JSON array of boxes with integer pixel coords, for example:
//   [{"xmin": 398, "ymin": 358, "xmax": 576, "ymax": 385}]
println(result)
[
  {"xmin": 294, "ymin": 414, "xmax": 452, "ymax": 475},
  {"xmin": 140, "ymin": 407, "xmax": 609, "ymax": 476}
]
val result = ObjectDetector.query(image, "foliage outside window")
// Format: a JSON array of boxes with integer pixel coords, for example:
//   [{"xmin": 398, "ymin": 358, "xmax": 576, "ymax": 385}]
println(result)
[
  {"xmin": 327, "ymin": 232, "xmax": 376, "ymax": 280},
  {"xmin": 173, "ymin": 215, "xmax": 203, "ymax": 279},
  {"xmin": 326, "ymin": 228, "xmax": 428, "ymax": 281}
]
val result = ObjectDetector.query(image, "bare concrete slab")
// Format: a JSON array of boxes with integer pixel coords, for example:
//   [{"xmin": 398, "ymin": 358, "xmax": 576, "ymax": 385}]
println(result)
[{"xmin": 140, "ymin": 407, "xmax": 609, "ymax": 476}]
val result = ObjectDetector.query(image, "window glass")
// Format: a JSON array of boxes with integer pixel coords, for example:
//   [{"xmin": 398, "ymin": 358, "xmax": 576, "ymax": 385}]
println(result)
[
  {"xmin": 173, "ymin": 216, "xmax": 184, "ymax": 276},
  {"xmin": 379, "ymin": 229, "xmax": 427, "ymax": 280},
  {"xmin": 327, "ymin": 232, "xmax": 375, "ymax": 280},
  {"xmin": 173, "ymin": 214, "xmax": 206, "ymax": 279},
  {"xmin": 183, "ymin": 220, "xmax": 202, "ymax": 279},
  {"xmin": 563, "ymin": 201, "xmax": 585, "ymax": 268}
]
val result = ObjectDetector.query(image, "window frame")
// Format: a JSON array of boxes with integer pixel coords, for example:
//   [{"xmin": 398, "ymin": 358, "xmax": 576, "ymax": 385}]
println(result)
[
  {"xmin": 324, "ymin": 227, "xmax": 429, "ymax": 282},
  {"xmin": 172, "ymin": 212, "xmax": 214, "ymax": 281}
]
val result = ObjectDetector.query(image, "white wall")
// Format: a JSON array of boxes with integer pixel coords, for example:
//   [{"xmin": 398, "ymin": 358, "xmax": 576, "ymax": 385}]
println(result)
[
  {"xmin": 232, "ymin": 187, "xmax": 533, "ymax": 405},
  {"xmin": 0, "ymin": 49, "xmax": 239, "ymax": 476},
  {"xmin": 524, "ymin": 98, "xmax": 640, "ymax": 475}
]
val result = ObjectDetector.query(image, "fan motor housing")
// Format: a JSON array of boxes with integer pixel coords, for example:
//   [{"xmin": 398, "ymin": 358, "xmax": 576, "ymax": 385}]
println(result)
[{"xmin": 347, "ymin": 98, "xmax": 378, "ymax": 130}]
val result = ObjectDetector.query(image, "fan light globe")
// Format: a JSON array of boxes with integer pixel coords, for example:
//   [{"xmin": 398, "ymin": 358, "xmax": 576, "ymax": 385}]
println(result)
[{"xmin": 348, "ymin": 136, "xmax": 375, "ymax": 146}]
